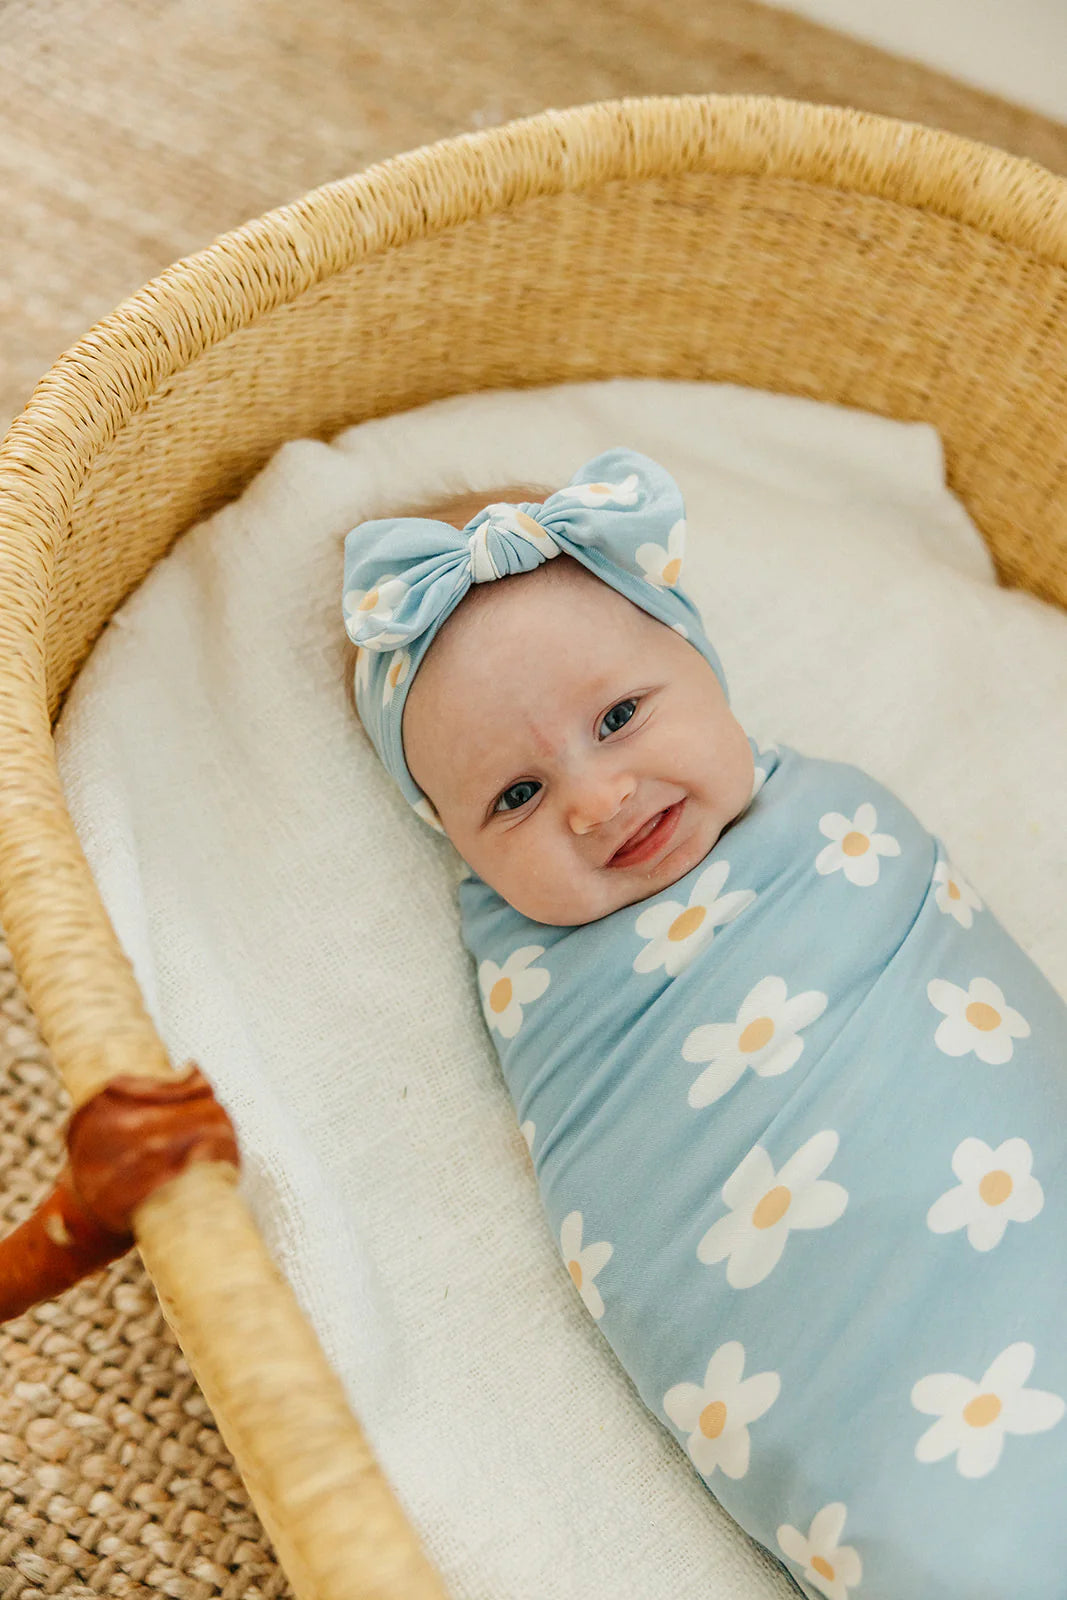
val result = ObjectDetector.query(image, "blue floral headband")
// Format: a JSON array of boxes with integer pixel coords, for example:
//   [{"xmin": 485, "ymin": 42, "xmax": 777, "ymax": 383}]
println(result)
[{"xmin": 341, "ymin": 447, "xmax": 727, "ymax": 831}]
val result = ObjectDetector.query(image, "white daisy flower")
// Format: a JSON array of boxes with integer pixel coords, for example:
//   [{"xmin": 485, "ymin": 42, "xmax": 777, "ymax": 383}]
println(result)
[
  {"xmin": 342, "ymin": 573, "xmax": 410, "ymax": 647},
  {"xmin": 633, "ymin": 860, "xmax": 756, "ymax": 979},
  {"xmin": 777, "ymin": 1503, "xmax": 862, "ymax": 1600},
  {"xmin": 411, "ymin": 794, "xmax": 445, "ymax": 834},
  {"xmin": 566, "ymin": 474, "xmax": 640, "ymax": 507},
  {"xmin": 912, "ymin": 1342, "xmax": 1064, "ymax": 1479},
  {"xmin": 927, "ymin": 1137, "xmax": 1043, "ymax": 1251},
  {"xmin": 671, "ymin": 622, "xmax": 689, "ymax": 639},
  {"xmin": 663, "ymin": 1341, "xmax": 780, "ymax": 1481},
  {"xmin": 636, "ymin": 518, "xmax": 686, "ymax": 587},
  {"xmin": 698, "ymin": 1130, "xmax": 848, "ymax": 1289},
  {"xmin": 477, "ymin": 947, "xmax": 550, "ymax": 1039},
  {"xmin": 381, "ymin": 647, "xmax": 411, "ymax": 706},
  {"xmin": 815, "ymin": 802, "xmax": 901, "ymax": 887},
  {"xmin": 559, "ymin": 1212, "xmax": 613, "ymax": 1320},
  {"xmin": 352, "ymin": 643, "xmax": 373, "ymax": 700},
  {"xmin": 683, "ymin": 976, "xmax": 828, "ymax": 1108},
  {"xmin": 926, "ymin": 976, "xmax": 1030, "ymax": 1064},
  {"xmin": 933, "ymin": 859, "xmax": 983, "ymax": 928}
]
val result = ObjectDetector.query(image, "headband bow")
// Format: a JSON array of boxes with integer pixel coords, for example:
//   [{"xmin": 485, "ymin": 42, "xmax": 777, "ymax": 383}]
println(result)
[{"xmin": 342, "ymin": 447, "xmax": 726, "ymax": 831}]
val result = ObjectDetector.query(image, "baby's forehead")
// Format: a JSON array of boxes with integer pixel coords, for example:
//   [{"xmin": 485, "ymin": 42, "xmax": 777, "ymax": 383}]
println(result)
[
  {"xmin": 408, "ymin": 556, "xmax": 680, "ymax": 748},
  {"xmin": 432, "ymin": 569, "xmax": 643, "ymax": 697},
  {"xmin": 435, "ymin": 577, "xmax": 666, "ymax": 724}
]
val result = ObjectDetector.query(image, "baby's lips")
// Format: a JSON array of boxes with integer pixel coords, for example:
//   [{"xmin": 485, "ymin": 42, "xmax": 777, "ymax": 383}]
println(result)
[
  {"xmin": 608, "ymin": 807, "xmax": 664, "ymax": 863},
  {"xmin": 607, "ymin": 801, "xmax": 684, "ymax": 866}
]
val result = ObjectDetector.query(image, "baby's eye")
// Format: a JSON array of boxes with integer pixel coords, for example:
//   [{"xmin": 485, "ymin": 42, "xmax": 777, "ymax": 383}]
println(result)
[
  {"xmin": 493, "ymin": 779, "xmax": 542, "ymax": 814},
  {"xmin": 599, "ymin": 698, "xmax": 638, "ymax": 737}
]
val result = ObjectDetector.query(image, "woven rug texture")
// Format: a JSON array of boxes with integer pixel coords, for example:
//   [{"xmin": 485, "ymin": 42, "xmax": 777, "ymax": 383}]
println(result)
[{"xmin": 2, "ymin": 2, "xmax": 1066, "ymax": 1594}]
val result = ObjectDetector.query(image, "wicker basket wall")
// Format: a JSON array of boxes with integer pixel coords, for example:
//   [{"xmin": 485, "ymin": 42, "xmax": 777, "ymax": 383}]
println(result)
[{"xmin": 1, "ymin": 94, "xmax": 1066, "ymax": 1600}]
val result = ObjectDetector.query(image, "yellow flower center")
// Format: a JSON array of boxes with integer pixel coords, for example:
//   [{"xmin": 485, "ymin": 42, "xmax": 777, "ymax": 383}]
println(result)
[
  {"xmin": 752, "ymin": 1186, "xmax": 791, "ymax": 1230},
  {"xmin": 811, "ymin": 1557, "xmax": 836, "ymax": 1582},
  {"xmin": 668, "ymin": 905, "xmax": 706, "ymax": 942},
  {"xmin": 515, "ymin": 511, "xmax": 545, "ymax": 539},
  {"xmin": 587, "ymin": 482, "xmax": 612, "ymax": 494},
  {"xmin": 698, "ymin": 1400, "xmax": 727, "ymax": 1439},
  {"xmin": 489, "ymin": 977, "xmax": 513, "ymax": 1014},
  {"xmin": 965, "ymin": 1001, "xmax": 1002, "ymax": 1032},
  {"xmin": 979, "ymin": 1169, "xmax": 1014, "ymax": 1206},
  {"xmin": 357, "ymin": 586, "xmax": 380, "ymax": 612},
  {"xmin": 842, "ymin": 831, "xmax": 870, "ymax": 856},
  {"xmin": 948, "ymin": 879, "xmax": 961, "ymax": 900},
  {"xmin": 739, "ymin": 1017, "xmax": 775, "ymax": 1054},
  {"xmin": 963, "ymin": 1392, "xmax": 1002, "ymax": 1428},
  {"xmin": 568, "ymin": 1259, "xmax": 583, "ymax": 1289},
  {"xmin": 662, "ymin": 556, "xmax": 682, "ymax": 586}
]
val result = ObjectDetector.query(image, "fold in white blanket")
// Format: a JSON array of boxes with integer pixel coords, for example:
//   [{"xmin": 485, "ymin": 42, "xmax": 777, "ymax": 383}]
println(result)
[{"xmin": 55, "ymin": 381, "xmax": 1067, "ymax": 1600}]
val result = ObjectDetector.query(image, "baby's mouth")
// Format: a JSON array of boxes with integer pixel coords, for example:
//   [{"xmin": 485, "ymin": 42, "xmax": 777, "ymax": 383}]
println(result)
[{"xmin": 607, "ymin": 801, "xmax": 685, "ymax": 868}]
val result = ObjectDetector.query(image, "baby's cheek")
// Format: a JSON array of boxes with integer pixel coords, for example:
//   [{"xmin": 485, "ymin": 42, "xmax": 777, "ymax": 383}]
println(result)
[{"xmin": 432, "ymin": 809, "xmax": 477, "ymax": 868}]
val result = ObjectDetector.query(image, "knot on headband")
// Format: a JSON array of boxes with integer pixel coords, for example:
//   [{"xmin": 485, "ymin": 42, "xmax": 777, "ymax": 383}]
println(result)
[{"xmin": 341, "ymin": 447, "xmax": 726, "ymax": 830}]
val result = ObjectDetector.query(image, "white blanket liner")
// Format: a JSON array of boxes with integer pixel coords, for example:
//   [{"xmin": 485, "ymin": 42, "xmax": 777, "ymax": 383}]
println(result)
[{"xmin": 55, "ymin": 380, "xmax": 1067, "ymax": 1599}]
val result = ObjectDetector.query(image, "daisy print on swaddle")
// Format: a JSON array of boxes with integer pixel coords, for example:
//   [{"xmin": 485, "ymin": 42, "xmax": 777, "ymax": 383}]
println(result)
[{"xmin": 460, "ymin": 736, "xmax": 1067, "ymax": 1599}]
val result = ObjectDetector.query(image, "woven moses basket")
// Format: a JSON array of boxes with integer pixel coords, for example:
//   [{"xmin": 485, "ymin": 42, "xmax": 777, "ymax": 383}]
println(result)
[{"xmin": 1, "ymin": 93, "xmax": 1067, "ymax": 1600}]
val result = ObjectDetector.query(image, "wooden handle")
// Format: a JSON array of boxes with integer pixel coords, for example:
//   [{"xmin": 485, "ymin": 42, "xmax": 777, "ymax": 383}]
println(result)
[{"xmin": 0, "ymin": 1064, "xmax": 239, "ymax": 1321}]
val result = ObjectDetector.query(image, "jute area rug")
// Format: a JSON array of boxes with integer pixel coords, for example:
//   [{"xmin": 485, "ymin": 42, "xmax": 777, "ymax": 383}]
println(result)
[{"xmin": 2, "ymin": 2, "xmax": 1065, "ymax": 1594}]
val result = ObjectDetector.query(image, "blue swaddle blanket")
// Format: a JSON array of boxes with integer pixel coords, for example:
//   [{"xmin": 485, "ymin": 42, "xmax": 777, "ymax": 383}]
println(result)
[
  {"xmin": 459, "ymin": 742, "xmax": 1067, "ymax": 1599},
  {"xmin": 341, "ymin": 443, "xmax": 1067, "ymax": 1599}
]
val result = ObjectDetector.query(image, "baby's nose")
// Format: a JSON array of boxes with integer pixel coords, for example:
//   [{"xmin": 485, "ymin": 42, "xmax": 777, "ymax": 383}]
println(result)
[{"xmin": 567, "ymin": 773, "xmax": 637, "ymax": 836}]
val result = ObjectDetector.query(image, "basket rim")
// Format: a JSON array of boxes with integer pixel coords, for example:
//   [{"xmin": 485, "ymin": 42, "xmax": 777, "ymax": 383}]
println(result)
[
  {"xmin": 3, "ymin": 87, "xmax": 1067, "ymax": 1087},
  {"xmin": 3, "ymin": 90, "xmax": 1067, "ymax": 532}
]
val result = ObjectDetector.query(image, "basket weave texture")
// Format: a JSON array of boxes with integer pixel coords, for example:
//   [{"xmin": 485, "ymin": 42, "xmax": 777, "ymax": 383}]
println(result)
[{"xmin": 2, "ymin": 91, "xmax": 1067, "ymax": 1599}]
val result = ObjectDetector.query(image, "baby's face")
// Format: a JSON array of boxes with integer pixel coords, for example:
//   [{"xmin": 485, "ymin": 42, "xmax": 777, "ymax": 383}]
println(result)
[{"xmin": 402, "ymin": 557, "xmax": 754, "ymax": 925}]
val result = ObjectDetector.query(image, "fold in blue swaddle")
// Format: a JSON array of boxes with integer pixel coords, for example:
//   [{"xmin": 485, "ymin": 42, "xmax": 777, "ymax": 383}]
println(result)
[{"xmin": 342, "ymin": 446, "xmax": 1067, "ymax": 1599}]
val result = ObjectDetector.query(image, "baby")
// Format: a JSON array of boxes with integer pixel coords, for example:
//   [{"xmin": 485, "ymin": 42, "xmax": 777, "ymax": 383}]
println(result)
[{"xmin": 342, "ymin": 450, "xmax": 1067, "ymax": 1600}]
